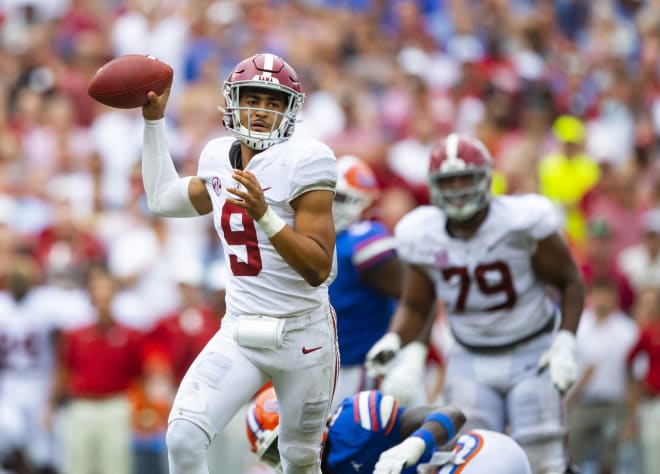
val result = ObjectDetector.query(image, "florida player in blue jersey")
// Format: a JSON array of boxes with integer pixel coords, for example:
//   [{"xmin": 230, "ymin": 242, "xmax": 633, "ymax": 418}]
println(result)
[
  {"xmin": 329, "ymin": 156, "xmax": 406, "ymax": 408},
  {"xmin": 246, "ymin": 387, "xmax": 532, "ymax": 474}
]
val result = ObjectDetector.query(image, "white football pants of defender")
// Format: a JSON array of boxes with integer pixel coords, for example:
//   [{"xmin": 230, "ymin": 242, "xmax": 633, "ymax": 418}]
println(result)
[
  {"xmin": 166, "ymin": 299, "xmax": 339, "ymax": 474},
  {"xmin": 442, "ymin": 332, "xmax": 567, "ymax": 474},
  {"xmin": 0, "ymin": 376, "xmax": 56, "ymax": 468}
]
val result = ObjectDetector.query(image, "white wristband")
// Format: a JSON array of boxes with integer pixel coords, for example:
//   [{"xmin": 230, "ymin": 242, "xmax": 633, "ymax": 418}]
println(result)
[{"xmin": 257, "ymin": 206, "xmax": 286, "ymax": 238}]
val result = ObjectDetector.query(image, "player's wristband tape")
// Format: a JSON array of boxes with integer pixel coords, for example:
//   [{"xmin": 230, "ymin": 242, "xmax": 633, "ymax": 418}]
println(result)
[
  {"xmin": 257, "ymin": 206, "xmax": 286, "ymax": 238},
  {"xmin": 424, "ymin": 412, "xmax": 456, "ymax": 441},
  {"xmin": 411, "ymin": 428, "xmax": 436, "ymax": 453}
]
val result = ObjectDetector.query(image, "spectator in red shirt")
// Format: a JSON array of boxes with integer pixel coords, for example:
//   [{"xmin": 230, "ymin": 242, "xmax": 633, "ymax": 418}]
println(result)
[
  {"xmin": 50, "ymin": 265, "xmax": 144, "ymax": 474},
  {"xmin": 626, "ymin": 286, "xmax": 660, "ymax": 474}
]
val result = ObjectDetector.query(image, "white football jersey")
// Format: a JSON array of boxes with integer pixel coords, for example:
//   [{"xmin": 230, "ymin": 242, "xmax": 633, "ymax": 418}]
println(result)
[
  {"xmin": 0, "ymin": 287, "xmax": 61, "ymax": 378},
  {"xmin": 198, "ymin": 137, "xmax": 337, "ymax": 317},
  {"xmin": 395, "ymin": 194, "xmax": 559, "ymax": 347}
]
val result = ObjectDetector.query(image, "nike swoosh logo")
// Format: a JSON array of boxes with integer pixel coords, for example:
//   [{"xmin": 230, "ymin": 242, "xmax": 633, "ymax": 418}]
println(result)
[
  {"xmin": 262, "ymin": 186, "xmax": 271, "ymax": 192},
  {"xmin": 302, "ymin": 346, "xmax": 322, "ymax": 354}
]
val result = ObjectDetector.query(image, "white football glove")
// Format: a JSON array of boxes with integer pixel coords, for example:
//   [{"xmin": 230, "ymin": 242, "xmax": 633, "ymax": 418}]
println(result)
[
  {"xmin": 365, "ymin": 332, "xmax": 401, "ymax": 378},
  {"xmin": 538, "ymin": 329, "xmax": 577, "ymax": 394},
  {"xmin": 379, "ymin": 341, "xmax": 428, "ymax": 406},
  {"xmin": 373, "ymin": 436, "xmax": 426, "ymax": 474}
]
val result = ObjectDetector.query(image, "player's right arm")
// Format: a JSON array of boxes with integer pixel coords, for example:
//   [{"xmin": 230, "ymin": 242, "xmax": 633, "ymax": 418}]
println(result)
[
  {"xmin": 389, "ymin": 264, "xmax": 436, "ymax": 345},
  {"xmin": 142, "ymin": 87, "xmax": 212, "ymax": 216},
  {"xmin": 361, "ymin": 257, "xmax": 403, "ymax": 299}
]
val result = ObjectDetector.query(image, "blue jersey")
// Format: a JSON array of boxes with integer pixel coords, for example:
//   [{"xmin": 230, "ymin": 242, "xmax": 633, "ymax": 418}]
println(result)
[
  {"xmin": 325, "ymin": 390, "xmax": 433, "ymax": 474},
  {"xmin": 329, "ymin": 221, "xmax": 397, "ymax": 365}
]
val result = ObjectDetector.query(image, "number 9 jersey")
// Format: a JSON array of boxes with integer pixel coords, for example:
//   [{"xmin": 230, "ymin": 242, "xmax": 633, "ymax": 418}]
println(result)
[
  {"xmin": 395, "ymin": 194, "xmax": 560, "ymax": 348},
  {"xmin": 197, "ymin": 136, "xmax": 337, "ymax": 317}
]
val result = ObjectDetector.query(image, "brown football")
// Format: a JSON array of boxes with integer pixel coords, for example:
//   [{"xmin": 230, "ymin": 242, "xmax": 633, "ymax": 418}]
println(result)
[{"xmin": 87, "ymin": 54, "xmax": 173, "ymax": 109}]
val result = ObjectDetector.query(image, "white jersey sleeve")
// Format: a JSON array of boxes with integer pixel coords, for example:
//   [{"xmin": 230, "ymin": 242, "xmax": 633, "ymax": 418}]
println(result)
[
  {"xmin": 394, "ymin": 206, "xmax": 444, "ymax": 267},
  {"xmin": 197, "ymin": 138, "xmax": 337, "ymax": 317},
  {"xmin": 288, "ymin": 139, "xmax": 337, "ymax": 200},
  {"xmin": 507, "ymin": 193, "xmax": 560, "ymax": 240},
  {"xmin": 395, "ymin": 195, "xmax": 559, "ymax": 348}
]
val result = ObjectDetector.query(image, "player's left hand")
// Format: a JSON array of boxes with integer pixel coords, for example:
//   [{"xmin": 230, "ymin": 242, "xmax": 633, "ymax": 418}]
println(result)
[
  {"xmin": 537, "ymin": 329, "xmax": 577, "ymax": 394},
  {"xmin": 365, "ymin": 332, "xmax": 401, "ymax": 378},
  {"xmin": 227, "ymin": 169, "xmax": 268, "ymax": 220},
  {"xmin": 374, "ymin": 437, "xmax": 426, "ymax": 474}
]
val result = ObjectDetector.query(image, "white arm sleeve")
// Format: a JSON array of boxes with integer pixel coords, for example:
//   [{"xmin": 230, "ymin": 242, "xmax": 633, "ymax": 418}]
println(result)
[{"xmin": 142, "ymin": 119, "xmax": 201, "ymax": 217}]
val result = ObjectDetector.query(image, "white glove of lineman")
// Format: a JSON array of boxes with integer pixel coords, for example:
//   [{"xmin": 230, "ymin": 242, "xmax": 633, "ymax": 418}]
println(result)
[
  {"xmin": 379, "ymin": 341, "xmax": 428, "ymax": 406},
  {"xmin": 365, "ymin": 332, "xmax": 401, "ymax": 378},
  {"xmin": 537, "ymin": 329, "xmax": 577, "ymax": 394},
  {"xmin": 373, "ymin": 436, "xmax": 426, "ymax": 474}
]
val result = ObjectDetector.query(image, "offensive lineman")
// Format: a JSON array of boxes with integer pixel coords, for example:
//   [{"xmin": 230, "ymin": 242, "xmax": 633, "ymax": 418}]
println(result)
[
  {"xmin": 366, "ymin": 134, "xmax": 585, "ymax": 473},
  {"xmin": 141, "ymin": 53, "xmax": 339, "ymax": 474}
]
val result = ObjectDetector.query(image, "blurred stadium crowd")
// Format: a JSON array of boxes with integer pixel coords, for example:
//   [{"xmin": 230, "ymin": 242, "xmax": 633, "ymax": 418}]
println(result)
[{"xmin": 0, "ymin": 0, "xmax": 660, "ymax": 473}]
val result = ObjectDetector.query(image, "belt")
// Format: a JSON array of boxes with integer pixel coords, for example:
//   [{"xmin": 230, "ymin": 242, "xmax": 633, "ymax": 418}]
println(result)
[{"xmin": 453, "ymin": 315, "xmax": 556, "ymax": 354}]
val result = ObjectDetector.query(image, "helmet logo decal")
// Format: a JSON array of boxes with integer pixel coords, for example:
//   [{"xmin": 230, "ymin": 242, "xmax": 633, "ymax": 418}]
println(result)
[
  {"xmin": 264, "ymin": 399, "xmax": 279, "ymax": 413},
  {"xmin": 253, "ymin": 74, "xmax": 280, "ymax": 84},
  {"xmin": 346, "ymin": 167, "xmax": 377, "ymax": 189}
]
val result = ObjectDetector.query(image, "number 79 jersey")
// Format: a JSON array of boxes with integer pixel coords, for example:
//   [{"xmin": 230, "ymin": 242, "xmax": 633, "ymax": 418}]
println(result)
[
  {"xmin": 395, "ymin": 194, "xmax": 560, "ymax": 348},
  {"xmin": 197, "ymin": 137, "xmax": 337, "ymax": 317}
]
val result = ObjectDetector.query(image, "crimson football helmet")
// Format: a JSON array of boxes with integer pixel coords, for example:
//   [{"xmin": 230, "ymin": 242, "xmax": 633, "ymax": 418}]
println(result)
[
  {"xmin": 428, "ymin": 133, "xmax": 493, "ymax": 220},
  {"xmin": 246, "ymin": 387, "xmax": 282, "ymax": 473},
  {"xmin": 222, "ymin": 53, "xmax": 304, "ymax": 151},
  {"xmin": 333, "ymin": 155, "xmax": 379, "ymax": 232}
]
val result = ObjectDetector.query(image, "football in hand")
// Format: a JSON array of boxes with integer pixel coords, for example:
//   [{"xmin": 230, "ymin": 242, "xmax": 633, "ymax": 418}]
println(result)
[{"xmin": 87, "ymin": 54, "xmax": 173, "ymax": 109}]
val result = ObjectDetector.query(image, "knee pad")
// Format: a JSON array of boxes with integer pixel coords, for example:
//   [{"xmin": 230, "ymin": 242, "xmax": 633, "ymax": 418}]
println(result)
[
  {"xmin": 0, "ymin": 403, "xmax": 24, "ymax": 454},
  {"xmin": 518, "ymin": 438, "xmax": 567, "ymax": 474},
  {"xmin": 507, "ymin": 374, "xmax": 563, "ymax": 442},
  {"xmin": 279, "ymin": 446, "xmax": 320, "ymax": 474},
  {"xmin": 166, "ymin": 419, "xmax": 210, "ymax": 473}
]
